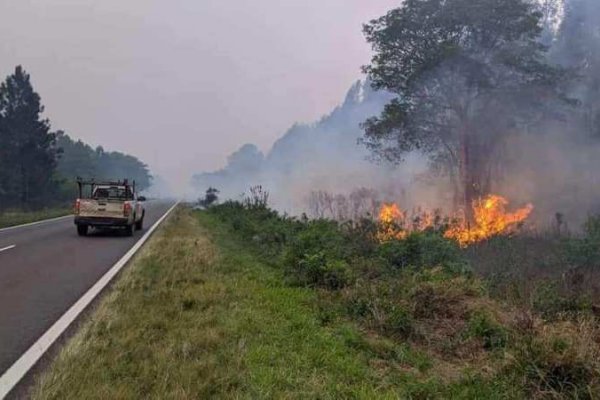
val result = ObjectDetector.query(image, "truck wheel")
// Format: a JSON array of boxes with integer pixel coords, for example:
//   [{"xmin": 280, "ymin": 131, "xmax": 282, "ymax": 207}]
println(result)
[
  {"xmin": 135, "ymin": 216, "xmax": 144, "ymax": 230},
  {"xmin": 77, "ymin": 225, "xmax": 88, "ymax": 236},
  {"xmin": 125, "ymin": 224, "xmax": 134, "ymax": 237}
]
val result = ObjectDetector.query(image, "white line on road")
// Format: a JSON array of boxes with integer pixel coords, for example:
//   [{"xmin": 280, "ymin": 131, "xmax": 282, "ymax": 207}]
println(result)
[
  {"xmin": 0, "ymin": 201, "xmax": 179, "ymax": 399},
  {"xmin": 0, "ymin": 245, "xmax": 16, "ymax": 253},
  {"xmin": 0, "ymin": 215, "xmax": 71, "ymax": 234}
]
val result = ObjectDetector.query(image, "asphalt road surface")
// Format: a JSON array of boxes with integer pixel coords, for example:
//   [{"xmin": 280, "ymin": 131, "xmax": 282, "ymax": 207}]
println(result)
[{"xmin": 0, "ymin": 201, "xmax": 174, "ymax": 377}]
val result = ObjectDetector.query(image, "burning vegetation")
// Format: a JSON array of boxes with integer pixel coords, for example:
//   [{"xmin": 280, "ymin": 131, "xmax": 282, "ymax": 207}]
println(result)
[
  {"xmin": 377, "ymin": 194, "xmax": 534, "ymax": 247},
  {"xmin": 444, "ymin": 195, "xmax": 534, "ymax": 247},
  {"xmin": 185, "ymin": 0, "xmax": 600, "ymax": 396}
]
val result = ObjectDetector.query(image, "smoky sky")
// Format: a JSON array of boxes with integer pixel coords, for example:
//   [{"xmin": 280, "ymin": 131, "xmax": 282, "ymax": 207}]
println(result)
[{"xmin": 0, "ymin": 0, "xmax": 398, "ymax": 192}]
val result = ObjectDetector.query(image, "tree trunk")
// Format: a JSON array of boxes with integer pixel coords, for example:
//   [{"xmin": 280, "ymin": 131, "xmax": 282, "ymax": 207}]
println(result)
[
  {"xmin": 458, "ymin": 123, "xmax": 493, "ymax": 221},
  {"xmin": 459, "ymin": 123, "xmax": 476, "ymax": 220}
]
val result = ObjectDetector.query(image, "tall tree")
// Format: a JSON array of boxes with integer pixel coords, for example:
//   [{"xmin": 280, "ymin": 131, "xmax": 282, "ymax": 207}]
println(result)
[
  {"xmin": 0, "ymin": 66, "xmax": 57, "ymax": 209},
  {"xmin": 361, "ymin": 0, "xmax": 568, "ymax": 213}
]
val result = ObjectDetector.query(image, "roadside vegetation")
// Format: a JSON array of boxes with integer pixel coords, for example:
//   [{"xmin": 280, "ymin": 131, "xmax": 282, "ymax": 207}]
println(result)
[
  {"xmin": 203, "ymin": 184, "xmax": 600, "ymax": 398},
  {"xmin": 0, "ymin": 208, "xmax": 71, "ymax": 229},
  {"xmin": 33, "ymin": 198, "xmax": 600, "ymax": 399},
  {"xmin": 32, "ymin": 208, "xmax": 397, "ymax": 399}
]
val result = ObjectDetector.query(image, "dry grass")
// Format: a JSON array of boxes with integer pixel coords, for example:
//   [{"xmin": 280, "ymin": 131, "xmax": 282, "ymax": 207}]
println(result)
[{"xmin": 31, "ymin": 208, "xmax": 234, "ymax": 399}]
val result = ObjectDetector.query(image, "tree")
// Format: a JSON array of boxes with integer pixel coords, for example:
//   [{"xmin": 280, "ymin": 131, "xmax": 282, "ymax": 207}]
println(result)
[
  {"xmin": 55, "ymin": 132, "xmax": 152, "ymax": 191},
  {"xmin": 0, "ymin": 66, "xmax": 57, "ymax": 209},
  {"xmin": 361, "ymin": 0, "xmax": 568, "ymax": 213}
]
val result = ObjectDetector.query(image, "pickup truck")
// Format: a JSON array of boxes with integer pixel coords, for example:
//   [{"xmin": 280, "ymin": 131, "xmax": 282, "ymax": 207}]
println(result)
[{"xmin": 74, "ymin": 179, "xmax": 146, "ymax": 236}]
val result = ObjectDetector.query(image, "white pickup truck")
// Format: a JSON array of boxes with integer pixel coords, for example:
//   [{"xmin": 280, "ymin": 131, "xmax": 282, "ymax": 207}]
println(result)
[{"xmin": 74, "ymin": 179, "xmax": 146, "ymax": 237}]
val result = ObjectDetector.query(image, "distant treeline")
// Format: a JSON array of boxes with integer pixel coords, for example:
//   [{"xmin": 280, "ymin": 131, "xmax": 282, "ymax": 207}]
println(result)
[{"xmin": 0, "ymin": 66, "xmax": 151, "ymax": 211}]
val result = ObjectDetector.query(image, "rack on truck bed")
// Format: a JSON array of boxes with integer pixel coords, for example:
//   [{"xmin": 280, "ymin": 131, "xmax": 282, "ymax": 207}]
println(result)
[{"xmin": 76, "ymin": 177, "xmax": 136, "ymax": 200}]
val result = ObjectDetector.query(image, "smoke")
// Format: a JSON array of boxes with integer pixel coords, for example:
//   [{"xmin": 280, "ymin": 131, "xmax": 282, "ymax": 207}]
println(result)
[
  {"xmin": 490, "ymin": 0, "xmax": 600, "ymax": 229},
  {"xmin": 191, "ymin": 0, "xmax": 600, "ymax": 230},
  {"xmin": 191, "ymin": 80, "xmax": 442, "ymax": 215},
  {"xmin": 499, "ymin": 0, "xmax": 600, "ymax": 226}
]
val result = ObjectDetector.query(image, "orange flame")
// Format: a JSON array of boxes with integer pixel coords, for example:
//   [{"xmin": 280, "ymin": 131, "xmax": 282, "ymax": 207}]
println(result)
[
  {"xmin": 376, "ymin": 194, "xmax": 533, "ymax": 247},
  {"xmin": 377, "ymin": 203, "xmax": 407, "ymax": 241},
  {"xmin": 444, "ymin": 195, "xmax": 534, "ymax": 247},
  {"xmin": 379, "ymin": 203, "xmax": 404, "ymax": 224}
]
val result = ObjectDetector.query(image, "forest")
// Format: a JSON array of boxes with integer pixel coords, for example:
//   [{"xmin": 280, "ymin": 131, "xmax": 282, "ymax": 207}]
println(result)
[{"xmin": 0, "ymin": 66, "xmax": 151, "ymax": 211}]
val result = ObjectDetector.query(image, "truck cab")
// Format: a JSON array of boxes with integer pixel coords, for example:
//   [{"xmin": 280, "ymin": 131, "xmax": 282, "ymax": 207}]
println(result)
[{"xmin": 74, "ymin": 179, "xmax": 146, "ymax": 236}]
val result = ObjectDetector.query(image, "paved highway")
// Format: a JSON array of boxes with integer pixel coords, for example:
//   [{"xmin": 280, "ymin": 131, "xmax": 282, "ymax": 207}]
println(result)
[{"xmin": 0, "ymin": 201, "xmax": 175, "ymax": 381}]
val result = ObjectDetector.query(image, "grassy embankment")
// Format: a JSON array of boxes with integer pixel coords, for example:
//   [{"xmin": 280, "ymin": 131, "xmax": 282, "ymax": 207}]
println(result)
[
  {"xmin": 32, "ymin": 204, "xmax": 600, "ymax": 399},
  {"xmin": 0, "ymin": 208, "xmax": 71, "ymax": 229}
]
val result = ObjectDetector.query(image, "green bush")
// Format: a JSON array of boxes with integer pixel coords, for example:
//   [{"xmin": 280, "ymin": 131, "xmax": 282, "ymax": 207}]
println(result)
[
  {"xmin": 466, "ymin": 311, "xmax": 508, "ymax": 350},
  {"xmin": 210, "ymin": 200, "xmax": 301, "ymax": 259},
  {"xmin": 377, "ymin": 231, "xmax": 466, "ymax": 270},
  {"xmin": 291, "ymin": 251, "xmax": 352, "ymax": 289},
  {"xmin": 282, "ymin": 219, "xmax": 358, "ymax": 289},
  {"xmin": 532, "ymin": 281, "xmax": 591, "ymax": 320}
]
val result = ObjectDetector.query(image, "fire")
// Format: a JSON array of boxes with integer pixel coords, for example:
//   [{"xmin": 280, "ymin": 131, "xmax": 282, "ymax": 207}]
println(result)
[
  {"xmin": 377, "ymin": 203, "xmax": 408, "ymax": 241},
  {"xmin": 376, "ymin": 204, "xmax": 438, "ymax": 242},
  {"xmin": 379, "ymin": 203, "xmax": 404, "ymax": 224},
  {"xmin": 376, "ymin": 194, "xmax": 533, "ymax": 247},
  {"xmin": 444, "ymin": 195, "xmax": 534, "ymax": 247}
]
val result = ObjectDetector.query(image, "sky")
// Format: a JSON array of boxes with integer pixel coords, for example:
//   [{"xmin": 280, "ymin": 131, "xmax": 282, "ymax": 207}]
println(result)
[{"xmin": 0, "ymin": 0, "xmax": 398, "ymax": 192}]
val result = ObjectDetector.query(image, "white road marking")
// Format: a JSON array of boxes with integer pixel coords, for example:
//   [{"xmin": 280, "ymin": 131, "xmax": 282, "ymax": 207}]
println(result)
[
  {"xmin": 0, "ymin": 215, "xmax": 71, "ymax": 234},
  {"xmin": 0, "ymin": 202, "xmax": 179, "ymax": 399},
  {"xmin": 0, "ymin": 245, "xmax": 16, "ymax": 253}
]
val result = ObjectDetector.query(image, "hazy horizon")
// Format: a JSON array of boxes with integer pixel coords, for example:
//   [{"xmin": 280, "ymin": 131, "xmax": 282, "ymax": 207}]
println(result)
[{"xmin": 0, "ymin": 0, "xmax": 398, "ymax": 193}]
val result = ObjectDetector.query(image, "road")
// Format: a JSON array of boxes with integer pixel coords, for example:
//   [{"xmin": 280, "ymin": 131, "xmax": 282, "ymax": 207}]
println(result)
[{"xmin": 0, "ymin": 201, "xmax": 174, "ymax": 379}]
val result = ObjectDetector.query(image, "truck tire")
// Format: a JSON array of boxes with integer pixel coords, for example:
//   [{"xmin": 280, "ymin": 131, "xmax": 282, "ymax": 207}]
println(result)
[
  {"xmin": 135, "ymin": 216, "xmax": 144, "ymax": 230},
  {"xmin": 125, "ymin": 223, "xmax": 134, "ymax": 237},
  {"xmin": 77, "ymin": 225, "xmax": 88, "ymax": 236}
]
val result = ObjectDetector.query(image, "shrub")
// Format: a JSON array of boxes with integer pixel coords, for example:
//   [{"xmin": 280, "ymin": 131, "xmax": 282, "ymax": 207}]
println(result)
[
  {"xmin": 377, "ymin": 232, "xmax": 466, "ymax": 270},
  {"xmin": 466, "ymin": 311, "xmax": 508, "ymax": 350},
  {"xmin": 283, "ymin": 219, "xmax": 358, "ymax": 289},
  {"xmin": 291, "ymin": 251, "xmax": 352, "ymax": 289},
  {"xmin": 564, "ymin": 215, "xmax": 600, "ymax": 269},
  {"xmin": 532, "ymin": 281, "xmax": 592, "ymax": 320}
]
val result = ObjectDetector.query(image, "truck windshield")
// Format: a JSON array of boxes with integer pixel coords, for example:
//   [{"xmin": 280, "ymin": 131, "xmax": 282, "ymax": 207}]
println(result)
[{"xmin": 92, "ymin": 186, "xmax": 132, "ymax": 200}]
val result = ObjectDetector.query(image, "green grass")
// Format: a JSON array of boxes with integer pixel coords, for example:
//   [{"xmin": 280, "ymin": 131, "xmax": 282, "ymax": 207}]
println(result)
[
  {"xmin": 32, "ymin": 208, "xmax": 392, "ymax": 399},
  {"xmin": 0, "ymin": 208, "xmax": 71, "ymax": 229},
  {"xmin": 32, "ymin": 207, "xmax": 597, "ymax": 399}
]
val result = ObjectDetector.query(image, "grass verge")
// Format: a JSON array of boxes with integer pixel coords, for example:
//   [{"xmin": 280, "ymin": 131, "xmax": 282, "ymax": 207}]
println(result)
[
  {"xmin": 31, "ymin": 208, "xmax": 390, "ymax": 398},
  {"xmin": 0, "ymin": 208, "xmax": 71, "ymax": 229}
]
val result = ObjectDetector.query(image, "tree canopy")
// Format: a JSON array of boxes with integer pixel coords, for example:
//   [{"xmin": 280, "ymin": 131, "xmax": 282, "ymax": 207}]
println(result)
[
  {"xmin": 0, "ymin": 66, "xmax": 152, "ymax": 211},
  {"xmin": 362, "ymin": 0, "xmax": 569, "ymax": 211},
  {"xmin": 0, "ymin": 66, "xmax": 57, "ymax": 209},
  {"xmin": 56, "ymin": 132, "xmax": 151, "ymax": 190}
]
